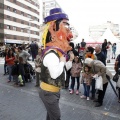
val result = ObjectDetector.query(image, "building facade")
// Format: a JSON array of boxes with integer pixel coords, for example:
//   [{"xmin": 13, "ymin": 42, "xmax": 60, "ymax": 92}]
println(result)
[
  {"xmin": 89, "ymin": 21, "xmax": 120, "ymax": 41},
  {"xmin": 0, "ymin": 0, "xmax": 40, "ymax": 44}
]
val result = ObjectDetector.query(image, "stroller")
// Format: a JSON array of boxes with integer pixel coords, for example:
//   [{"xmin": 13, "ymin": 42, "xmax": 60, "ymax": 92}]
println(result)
[{"xmin": 24, "ymin": 62, "xmax": 35, "ymax": 82}]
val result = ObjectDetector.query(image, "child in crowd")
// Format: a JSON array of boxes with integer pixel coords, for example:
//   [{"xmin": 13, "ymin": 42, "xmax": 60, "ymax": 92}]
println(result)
[
  {"xmin": 11, "ymin": 60, "xmax": 19, "ymax": 86},
  {"xmin": 69, "ymin": 56, "xmax": 82, "ymax": 95},
  {"xmin": 18, "ymin": 57, "xmax": 25, "ymax": 86},
  {"xmin": 80, "ymin": 65, "xmax": 92, "ymax": 100}
]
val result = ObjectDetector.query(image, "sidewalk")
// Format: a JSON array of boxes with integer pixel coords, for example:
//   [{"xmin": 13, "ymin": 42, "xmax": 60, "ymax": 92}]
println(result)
[{"xmin": 0, "ymin": 72, "xmax": 120, "ymax": 120}]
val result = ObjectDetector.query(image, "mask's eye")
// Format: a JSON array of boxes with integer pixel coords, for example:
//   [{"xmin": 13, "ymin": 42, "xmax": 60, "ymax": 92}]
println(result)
[{"xmin": 64, "ymin": 25, "xmax": 70, "ymax": 29}]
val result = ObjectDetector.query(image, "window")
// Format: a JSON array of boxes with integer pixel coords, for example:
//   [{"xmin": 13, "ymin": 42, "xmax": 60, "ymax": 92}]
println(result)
[
  {"xmin": 7, "ymin": 16, "xmax": 10, "ymax": 20},
  {"xmin": 14, "ymin": 36, "xmax": 16, "ymax": 39},
  {"xmin": 0, "ymin": 13, "xmax": 4, "ymax": 19},
  {"xmin": 7, "ymin": 25, "xmax": 10, "ymax": 29},
  {"xmin": 28, "ymin": 0, "xmax": 31, "ymax": 3},
  {"xmin": 34, "ymin": 24, "xmax": 37, "ymax": 27},
  {"xmin": 21, "ymin": 28, "xmax": 24, "ymax": 32},
  {"xmin": 13, "ymin": 0, "xmax": 16, "ymax": 3},
  {"xmin": 28, "ymin": 22, "xmax": 31, "ymax": 26},
  {"xmin": 34, "ymin": 31, "xmax": 37, "ymax": 35},
  {"xmin": 7, "ymin": 6, "xmax": 10, "ymax": 11},
  {"xmin": 34, "ymin": 17, "xmax": 37, "ymax": 21},
  {"xmin": 0, "ymin": 23, "xmax": 4, "ymax": 29},
  {"xmin": 13, "ymin": 26, "xmax": 17, "ymax": 31},
  {"xmin": 27, "ymin": 30, "xmax": 30, "ymax": 34},
  {"xmin": 21, "ymin": 12, "xmax": 24, "ymax": 16},
  {"xmin": 13, "ymin": 18, "xmax": 16, "ymax": 22},
  {"xmin": 21, "ymin": 4, "xmax": 24, "ymax": 8},
  {"xmin": 21, "ymin": 21, "xmax": 24, "ymax": 24},
  {"xmin": 0, "ymin": 33, "xmax": 4, "ymax": 39},
  {"xmin": 28, "ymin": 6, "xmax": 31, "ymax": 9},
  {"xmin": 0, "ymin": 3, "xmax": 4, "ymax": 9},
  {"xmin": 27, "ymin": 14, "xmax": 31, "ymax": 19},
  {"xmin": 13, "ymin": 9, "xmax": 17, "ymax": 13}
]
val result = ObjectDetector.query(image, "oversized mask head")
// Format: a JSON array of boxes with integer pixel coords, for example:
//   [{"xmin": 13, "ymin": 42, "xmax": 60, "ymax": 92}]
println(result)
[{"xmin": 42, "ymin": 8, "xmax": 73, "ymax": 52}]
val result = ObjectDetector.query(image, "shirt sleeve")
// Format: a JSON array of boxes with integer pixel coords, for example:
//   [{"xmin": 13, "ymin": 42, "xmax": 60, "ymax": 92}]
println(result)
[
  {"xmin": 23, "ymin": 50, "xmax": 30, "ymax": 57},
  {"xmin": 65, "ymin": 61, "xmax": 72, "ymax": 71},
  {"xmin": 43, "ymin": 52, "xmax": 65, "ymax": 79}
]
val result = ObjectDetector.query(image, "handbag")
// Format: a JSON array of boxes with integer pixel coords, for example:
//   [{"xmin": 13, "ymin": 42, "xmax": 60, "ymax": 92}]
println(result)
[
  {"xmin": 95, "ymin": 76, "xmax": 103, "ymax": 90},
  {"xmin": 113, "ymin": 72, "xmax": 119, "ymax": 82}
]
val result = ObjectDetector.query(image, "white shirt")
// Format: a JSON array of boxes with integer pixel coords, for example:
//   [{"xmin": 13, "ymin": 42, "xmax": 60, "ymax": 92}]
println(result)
[{"xmin": 43, "ymin": 52, "xmax": 72, "ymax": 79}]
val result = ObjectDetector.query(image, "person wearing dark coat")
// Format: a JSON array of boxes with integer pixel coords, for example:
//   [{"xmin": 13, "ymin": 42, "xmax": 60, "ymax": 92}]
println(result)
[
  {"xmin": 102, "ymin": 39, "xmax": 107, "ymax": 59},
  {"xmin": 28, "ymin": 41, "xmax": 39, "ymax": 61},
  {"xmin": 95, "ymin": 44, "xmax": 106, "ymax": 66}
]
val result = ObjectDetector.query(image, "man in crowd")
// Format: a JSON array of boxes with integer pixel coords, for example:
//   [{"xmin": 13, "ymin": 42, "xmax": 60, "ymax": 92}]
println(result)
[
  {"xmin": 102, "ymin": 39, "xmax": 107, "ymax": 60},
  {"xmin": 27, "ymin": 41, "xmax": 39, "ymax": 61},
  {"xmin": 81, "ymin": 39, "xmax": 86, "ymax": 48},
  {"xmin": 95, "ymin": 44, "xmax": 106, "ymax": 65}
]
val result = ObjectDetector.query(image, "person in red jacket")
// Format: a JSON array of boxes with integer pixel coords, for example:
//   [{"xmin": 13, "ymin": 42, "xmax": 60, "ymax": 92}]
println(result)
[{"xmin": 6, "ymin": 48, "xmax": 15, "ymax": 82}]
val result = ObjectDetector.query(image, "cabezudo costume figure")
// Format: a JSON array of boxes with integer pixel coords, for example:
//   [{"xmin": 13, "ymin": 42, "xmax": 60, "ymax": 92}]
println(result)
[{"xmin": 39, "ymin": 8, "xmax": 74, "ymax": 120}]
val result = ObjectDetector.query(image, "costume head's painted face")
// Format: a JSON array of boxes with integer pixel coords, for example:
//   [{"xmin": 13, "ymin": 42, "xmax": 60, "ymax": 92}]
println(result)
[
  {"xmin": 45, "ymin": 19, "xmax": 73, "ymax": 52},
  {"xmin": 42, "ymin": 8, "xmax": 73, "ymax": 52}
]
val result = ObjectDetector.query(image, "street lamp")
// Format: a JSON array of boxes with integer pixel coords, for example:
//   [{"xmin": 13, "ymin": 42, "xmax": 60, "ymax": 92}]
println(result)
[
  {"xmin": 22, "ymin": 19, "xmax": 34, "ymax": 43},
  {"xmin": 28, "ymin": 19, "xmax": 38, "ymax": 42}
]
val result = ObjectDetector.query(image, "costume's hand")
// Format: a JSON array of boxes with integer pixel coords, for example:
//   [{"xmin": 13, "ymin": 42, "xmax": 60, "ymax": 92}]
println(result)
[
  {"xmin": 69, "ymin": 51, "xmax": 74, "ymax": 61},
  {"xmin": 60, "ymin": 55, "xmax": 66, "ymax": 63}
]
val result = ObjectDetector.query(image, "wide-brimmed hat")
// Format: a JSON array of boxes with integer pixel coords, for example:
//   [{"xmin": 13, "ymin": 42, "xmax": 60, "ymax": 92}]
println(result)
[{"xmin": 44, "ymin": 8, "xmax": 69, "ymax": 23}]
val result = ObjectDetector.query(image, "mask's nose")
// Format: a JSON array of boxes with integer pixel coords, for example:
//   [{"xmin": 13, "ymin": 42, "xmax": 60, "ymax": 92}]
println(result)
[{"xmin": 67, "ymin": 32, "xmax": 73, "ymax": 41}]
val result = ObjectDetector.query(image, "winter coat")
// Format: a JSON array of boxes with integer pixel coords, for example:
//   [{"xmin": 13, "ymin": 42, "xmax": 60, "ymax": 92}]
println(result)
[
  {"xmin": 81, "ymin": 72, "xmax": 92, "ymax": 85},
  {"xmin": 6, "ymin": 56, "xmax": 15, "ymax": 65},
  {"xmin": 70, "ymin": 62, "xmax": 82, "ymax": 77},
  {"xmin": 91, "ymin": 60, "xmax": 113, "ymax": 84}
]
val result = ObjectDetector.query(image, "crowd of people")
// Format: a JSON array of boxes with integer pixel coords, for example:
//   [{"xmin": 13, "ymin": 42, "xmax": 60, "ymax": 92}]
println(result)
[
  {"xmin": 2, "ymin": 41, "xmax": 40, "ymax": 87},
  {"xmin": 1, "ymin": 36, "xmax": 119, "ymax": 104}
]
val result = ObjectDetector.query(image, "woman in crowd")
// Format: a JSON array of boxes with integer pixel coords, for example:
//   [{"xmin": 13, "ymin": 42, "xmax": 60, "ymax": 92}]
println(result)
[
  {"xmin": 69, "ymin": 56, "xmax": 82, "ymax": 95},
  {"xmin": 102, "ymin": 39, "xmax": 108, "ymax": 59},
  {"xmin": 106, "ymin": 41, "xmax": 112, "ymax": 63},
  {"xmin": 84, "ymin": 58, "xmax": 112, "ymax": 107},
  {"xmin": 6, "ymin": 48, "xmax": 15, "ymax": 82},
  {"xmin": 112, "ymin": 43, "xmax": 116, "ymax": 59}
]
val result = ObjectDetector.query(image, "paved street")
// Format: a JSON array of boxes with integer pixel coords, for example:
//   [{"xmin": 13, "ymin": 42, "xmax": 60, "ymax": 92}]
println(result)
[{"xmin": 0, "ymin": 58, "xmax": 120, "ymax": 120}]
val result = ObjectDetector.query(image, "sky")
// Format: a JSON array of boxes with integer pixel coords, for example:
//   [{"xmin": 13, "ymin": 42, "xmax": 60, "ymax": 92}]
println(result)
[{"xmin": 55, "ymin": 0, "xmax": 120, "ymax": 39}]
